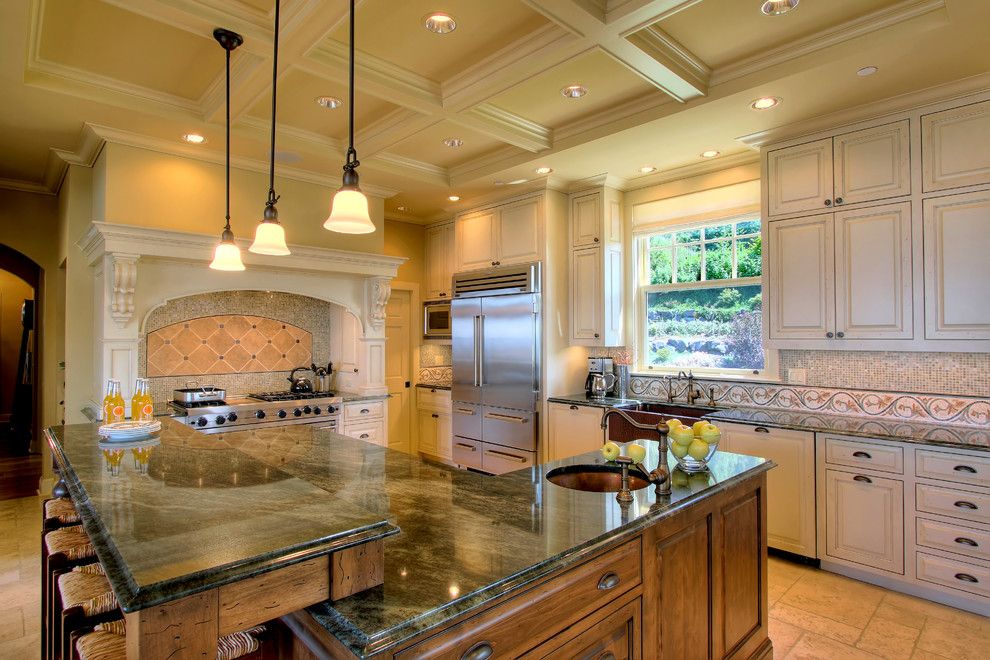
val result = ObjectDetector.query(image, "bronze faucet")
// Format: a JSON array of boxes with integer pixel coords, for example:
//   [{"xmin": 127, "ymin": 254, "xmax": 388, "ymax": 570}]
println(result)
[
  {"xmin": 677, "ymin": 370, "xmax": 702, "ymax": 405},
  {"xmin": 600, "ymin": 407, "xmax": 671, "ymax": 497}
]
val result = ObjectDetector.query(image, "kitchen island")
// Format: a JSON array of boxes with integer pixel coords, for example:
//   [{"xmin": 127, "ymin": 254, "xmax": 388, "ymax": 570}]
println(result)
[{"xmin": 48, "ymin": 417, "xmax": 773, "ymax": 659}]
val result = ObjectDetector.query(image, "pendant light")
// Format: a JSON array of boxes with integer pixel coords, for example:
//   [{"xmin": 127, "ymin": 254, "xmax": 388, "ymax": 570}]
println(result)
[
  {"xmin": 324, "ymin": 0, "xmax": 375, "ymax": 234},
  {"xmin": 249, "ymin": 0, "xmax": 291, "ymax": 255},
  {"xmin": 209, "ymin": 28, "xmax": 246, "ymax": 271}
]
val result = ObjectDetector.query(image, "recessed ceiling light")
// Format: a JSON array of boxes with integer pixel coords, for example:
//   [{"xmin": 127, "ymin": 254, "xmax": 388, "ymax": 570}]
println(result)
[
  {"xmin": 701, "ymin": 150, "xmax": 720, "ymax": 159},
  {"xmin": 639, "ymin": 165, "xmax": 657, "ymax": 174},
  {"xmin": 560, "ymin": 84, "xmax": 587, "ymax": 99},
  {"xmin": 750, "ymin": 96, "xmax": 781, "ymax": 110},
  {"xmin": 423, "ymin": 12, "xmax": 456, "ymax": 34},
  {"xmin": 182, "ymin": 133, "xmax": 206, "ymax": 144},
  {"xmin": 535, "ymin": 166, "xmax": 553, "ymax": 175},
  {"xmin": 396, "ymin": 206, "xmax": 407, "ymax": 212},
  {"xmin": 315, "ymin": 95, "xmax": 343, "ymax": 109},
  {"xmin": 507, "ymin": 178, "xmax": 528, "ymax": 185},
  {"xmin": 857, "ymin": 65, "xmax": 879, "ymax": 77},
  {"xmin": 448, "ymin": 195, "xmax": 460, "ymax": 202},
  {"xmin": 760, "ymin": 0, "xmax": 800, "ymax": 16},
  {"xmin": 442, "ymin": 137, "xmax": 463, "ymax": 148}
]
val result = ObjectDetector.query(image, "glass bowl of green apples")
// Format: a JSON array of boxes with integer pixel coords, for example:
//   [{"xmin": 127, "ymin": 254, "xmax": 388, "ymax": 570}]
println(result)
[{"xmin": 667, "ymin": 419, "xmax": 720, "ymax": 473}]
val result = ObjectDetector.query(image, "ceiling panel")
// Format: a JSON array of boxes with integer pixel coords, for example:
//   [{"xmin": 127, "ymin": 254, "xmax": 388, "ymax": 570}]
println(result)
[
  {"xmin": 487, "ymin": 49, "xmax": 661, "ymax": 128},
  {"xmin": 658, "ymin": 0, "xmax": 906, "ymax": 69},
  {"xmin": 329, "ymin": 0, "xmax": 549, "ymax": 82},
  {"xmin": 388, "ymin": 120, "xmax": 510, "ymax": 168},
  {"xmin": 38, "ymin": 0, "xmax": 221, "ymax": 101}
]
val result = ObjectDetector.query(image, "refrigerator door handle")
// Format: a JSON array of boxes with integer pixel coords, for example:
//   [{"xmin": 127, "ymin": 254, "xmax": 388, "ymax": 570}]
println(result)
[
  {"xmin": 473, "ymin": 315, "xmax": 481, "ymax": 387},
  {"xmin": 478, "ymin": 314, "xmax": 486, "ymax": 386}
]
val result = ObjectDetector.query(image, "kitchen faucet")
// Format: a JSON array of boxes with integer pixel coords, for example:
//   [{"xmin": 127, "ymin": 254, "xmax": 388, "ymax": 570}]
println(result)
[
  {"xmin": 600, "ymin": 408, "xmax": 671, "ymax": 498},
  {"xmin": 677, "ymin": 370, "xmax": 703, "ymax": 405}
]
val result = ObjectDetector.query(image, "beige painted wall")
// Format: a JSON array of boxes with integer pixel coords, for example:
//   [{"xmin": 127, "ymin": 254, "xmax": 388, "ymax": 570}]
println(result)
[{"xmin": 383, "ymin": 219, "xmax": 425, "ymax": 286}]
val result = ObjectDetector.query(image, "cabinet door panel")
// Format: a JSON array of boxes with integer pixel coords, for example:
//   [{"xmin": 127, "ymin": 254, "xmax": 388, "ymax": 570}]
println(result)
[
  {"xmin": 721, "ymin": 492, "xmax": 762, "ymax": 654},
  {"xmin": 603, "ymin": 246, "xmax": 624, "ymax": 346},
  {"xmin": 767, "ymin": 215, "xmax": 834, "ymax": 339},
  {"xmin": 923, "ymin": 191, "xmax": 990, "ymax": 339},
  {"xmin": 834, "ymin": 202, "xmax": 913, "ymax": 339},
  {"xmin": 922, "ymin": 100, "xmax": 990, "ymax": 192},
  {"xmin": 767, "ymin": 139, "xmax": 833, "ymax": 216},
  {"xmin": 548, "ymin": 403, "xmax": 605, "ymax": 461},
  {"xmin": 571, "ymin": 247, "xmax": 603, "ymax": 342},
  {"xmin": 497, "ymin": 198, "xmax": 541, "ymax": 265},
  {"xmin": 416, "ymin": 409, "xmax": 438, "ymax": 456},
  {"xmin": 649, "ymin": 518, "xmax": 711, "ymax": 660},
  {"xmin": 571, "ymin": 192, "xmax": 601, "ymax": 247},
  {"xmin": 425, "ymin": 223, "xmax": 454, "ymax": 299},
  {"xmin": 455, "ymin": 210, "xmax": 497, "ymax": 271},
  {"xmin": 834, "ymin": 120, "xmax": 911, "ymax": 205},
  {"xmin": 825, "ymin": 469, "xmax": 904, "ymax": 574}
]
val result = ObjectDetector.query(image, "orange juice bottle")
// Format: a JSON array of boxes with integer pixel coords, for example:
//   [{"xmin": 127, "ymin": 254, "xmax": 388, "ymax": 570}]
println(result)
[
  {"xmin": 108, "ymin": 380, "xmax": 125, "ymax": 423},
  {"xmin": 101, "ymin": 379, "xmax": 116, "ymax": 422},
  {"xmin": 132, "ymin": 378, "xmax": 154, "ymax": 421}
]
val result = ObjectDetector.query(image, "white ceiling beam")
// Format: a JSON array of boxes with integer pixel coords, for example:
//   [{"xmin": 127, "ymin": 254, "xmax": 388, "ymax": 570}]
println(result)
[{"xmin": 452, "ymin": 105, "xmax": 553, "ymax": 153}]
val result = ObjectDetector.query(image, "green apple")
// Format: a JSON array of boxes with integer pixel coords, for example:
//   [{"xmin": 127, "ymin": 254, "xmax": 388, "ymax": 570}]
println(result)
[
  {"xmin": 601, "ymin": 441, "xmax": 621, "ymax": 462},
  {"xmin": 671, "ymin": 470, "xmax": 689, "ymax": 488},
  {"xmin": 689, "ymin": 473, "xmax": 710, "ymax": 492},
  {"xmin": 665, "ymin": 418, "xmax": 682, "ymax": 431},
  {"xmin": 626, "ymin": 444, "xmax": 647, "ymax": 464},
  {"xmin": 700, "ymin": 424, "xmax": 721, "ymax": 444},
  {"xmin": 669, "ymin": 442, "xmax": 689, "ymax": 459},
  {"xmin": 692, "ymin": 420, "xmax": 708, "ymax": 436},
  {"xmin": 687, "ymin": 438, "xmax": 710, "ymax": 461},
  {"xmin": 670, "ymin": 426, "xmax": 695, "ymax": 447}
]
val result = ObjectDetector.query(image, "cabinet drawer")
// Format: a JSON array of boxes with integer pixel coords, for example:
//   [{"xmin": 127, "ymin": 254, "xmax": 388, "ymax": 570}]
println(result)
[
  {"xmin": 824, "ymin": 437, "xmax": 903, "ymax": 474},
  {"xmin": 521, "ymin": 594, "xmax": 640, "ymax": 660},
  {"xmin": 418, "ymin": 388, "xmax": 451, "ymax": 412},
  {"xmin": 452, "ymin": 402, "xmax": 482, "ymax": 440},
  {"xmin": 916, "ymin": 517, "xmax": 990, "ymax": 563},
  {"xmin": 916, "ymin": 483, "xmax": 990, "ymax": 525},
  {"xmin": 342, "ymin": 420, "xmax": 384, "ymax": 446},
  {"xmin": 482, "ymin": 407, "xmax": 537, "ymax": 451},
  {"xmin": 452, "ymin": 436, "xmax": 483, "ymax": 471},
  {"xmin": 916, "ymin": 552, "xmax": 990, "ymax": 599},
  {"xmin": 343, "ymin": 400, "xmax": 384, "ymax": 422},
  {"xmin": 916, "ymin": 449, "xmax": 990, "ymax": 489},
  {"xmin": 396, "ymin": 538, "xmax": 641, "ymax": 659},
  {"xmin": 482, "ymin": 443, "xmax": 535, "ymax": 475}
]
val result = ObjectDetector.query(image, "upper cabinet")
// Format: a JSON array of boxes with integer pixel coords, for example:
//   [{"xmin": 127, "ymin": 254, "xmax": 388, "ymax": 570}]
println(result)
[
  {"xmin": 922, "ymin": 100, "xmax": 990, "ymax": 192},
  {"xmin": 425, "ymin": 222, "xmax": 454, "ymax": 299},
  {"xmin": 767, "ymin": 120, "xmax": 911, "ymax": 217},
  {"xmin": 453, "ymin": 197, "xmax": 542, "ymax": 272}
]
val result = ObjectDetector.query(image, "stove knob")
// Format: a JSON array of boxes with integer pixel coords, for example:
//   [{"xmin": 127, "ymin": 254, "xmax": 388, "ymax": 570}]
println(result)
[
  {"xmin": 197, "ymin": 417, "xmax": 208, "ymax": 427},
  {"xmin": 277, "ymin": 410, "xmax": 287, "ymax": 419},
  {"xmin": 255, "ymin": 410, "xmax": 266, "ymax": 419},
  {"xmin": 215, "ymin": 416, "xmax": 226, "ymax": 425},
  {"xmin": 326, "ymin": 405, "xmax": 336, "ymax": 414},
  {"xmin": 313, "ymin": 406, "xmax": 321, "ymax": 415},
  {"xmin": 227, "ymin": 412, "xmax": 238, "ymax": 422},
  {"xmin": 293, "ymin": 408, "xmax": 303, "ymax": 417},
  {"xmin": 303, "ymin": 406, "xmax": 312, "ymax": 415}
]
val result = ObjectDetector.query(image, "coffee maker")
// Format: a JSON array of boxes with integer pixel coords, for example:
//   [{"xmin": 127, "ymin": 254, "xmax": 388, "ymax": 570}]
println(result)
[{"xmin": 585, "ymin": 356, "xmax": 616, "ymax": 398}]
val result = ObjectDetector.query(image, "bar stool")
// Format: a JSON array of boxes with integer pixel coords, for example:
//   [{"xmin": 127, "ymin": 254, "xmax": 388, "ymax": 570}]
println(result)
[
  {"xmin": 57, "ymin": 563, "xmax": 120, "ymax": 660},
  {"xmin": 43, "ymin": 526, "xmax": 96, "ymax": 660},
  {"xmin": 74, "ymin": 621, "xmax": 267, "ymax": 660},
  {"xmin": 43, "ymin": 498, "xmax": 82, "ymax": 531}
]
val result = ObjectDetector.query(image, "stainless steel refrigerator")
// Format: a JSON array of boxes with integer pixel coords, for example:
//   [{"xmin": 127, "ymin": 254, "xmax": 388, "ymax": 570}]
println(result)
[{"xmin": 451, "ymin": 263, "xmax": 541, "ymax": 474}]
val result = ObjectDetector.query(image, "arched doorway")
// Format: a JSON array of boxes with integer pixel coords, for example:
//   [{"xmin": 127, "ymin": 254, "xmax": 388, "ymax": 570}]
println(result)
[{"xmin": 0, "ymin": 244, "xmax": 41, "ymax": 499}]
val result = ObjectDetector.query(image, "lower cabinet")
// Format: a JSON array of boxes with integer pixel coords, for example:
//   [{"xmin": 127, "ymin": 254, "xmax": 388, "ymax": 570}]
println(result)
[
  {"xmin": 547, "ymin": 402, "xmax": 606, "ymax": 461},
  {"xmin": 718, "ymin": 422, "xmax": 817, "ymax": 557},
  {"xmin": 417, "ymin": 389, "xmax": 452, "ymax": 461},
  {"xmin": 340, "ymin": 400, "xmax": 386, "ymax": 447},
  {"xmin": 824, "ymin": 469, "xmax": 904, "ymax": 574}
]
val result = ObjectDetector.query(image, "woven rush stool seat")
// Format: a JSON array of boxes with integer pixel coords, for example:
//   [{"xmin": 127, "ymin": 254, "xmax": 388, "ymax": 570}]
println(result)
[
  {"xmin": 44, "ymin": 524, "xmax": 98, "ymax": 659},
  {"xmin": 57, "ymin": 563, "xmax": 120, "ymax": 660},
  {"xmin": 44, "ymin": 498, "xmax": 82, "ymax": 528},
  {"xmin": 45, "ymin": 526, "xmax": 95, "ymax": 561},
  {"xmin": 75, "ymin": 621, "xmax": 266, "ymax": 660}
]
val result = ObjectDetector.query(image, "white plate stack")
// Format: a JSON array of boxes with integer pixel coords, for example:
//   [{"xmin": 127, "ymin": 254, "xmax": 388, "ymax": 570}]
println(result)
[{"xmin": 98, "ymin": 420, "xmax": 162, "ymax": 441}]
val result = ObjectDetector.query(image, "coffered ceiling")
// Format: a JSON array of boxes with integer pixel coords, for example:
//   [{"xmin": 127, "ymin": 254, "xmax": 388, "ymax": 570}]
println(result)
[{"xmin": 2, "ymin": 0, "xmax": 989, "ymax": 224}]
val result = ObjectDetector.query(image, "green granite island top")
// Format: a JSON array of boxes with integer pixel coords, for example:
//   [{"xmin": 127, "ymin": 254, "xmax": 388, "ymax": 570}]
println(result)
[
  {"xmin": 221, "ymin": 426, "xmax": 773, "ymax": 658},
  {"xmin": 45, "ymin": 419, "xmax": 399, "ymax": 612}
]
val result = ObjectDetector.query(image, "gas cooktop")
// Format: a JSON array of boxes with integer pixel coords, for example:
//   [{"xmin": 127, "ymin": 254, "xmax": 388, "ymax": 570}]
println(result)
[{"xmin": 248, "ymin": 391, "xmax": 337, "ymax": 402}]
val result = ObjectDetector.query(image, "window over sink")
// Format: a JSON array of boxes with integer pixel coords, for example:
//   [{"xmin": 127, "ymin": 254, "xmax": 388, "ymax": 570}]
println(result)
[{"xmin": 636, "ymin": 215, "xmax": 770, "ymax": 376}]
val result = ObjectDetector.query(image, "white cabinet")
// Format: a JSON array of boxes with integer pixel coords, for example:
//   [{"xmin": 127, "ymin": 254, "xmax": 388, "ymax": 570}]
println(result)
[
  {"xmin": 768, "ymin": 201, "xmax": 912, "ymax": 341},
  {"xmin": 568, "ymin": 188, "xmax": 624, "ymax": 347},
  {"xmin": 922, "ymin": 100, "xmax": 990, "ymax": 192},
  {"xmin": 425, "ymin": 222, "xmax": 454, "ymax": 299},
  {"xmin": 767, "ymin": 121, "xmax": 911, "ymax": 216},
  {"xmin": 340, "ymin": 400, "xmax": 386, "ymax": 447},
  {"xmin": 416, "ymin": 388, "xmax": 451, "ymax": 461},
  {"xmin": 547, "ymin": 403, "xmax": 605, "ymax": 461},
  {"xmin": 824, "ymin": 469, "xmax": 905, "ymax": 574},
  {"xmin": 718, "ymin": 422, "xmax": 817, "ymax": 557},
  {"xmin": 923, "ymin": 190, "xmax": 990, "ymax": 339},
  {"xmin": 453, "ymin": 197, "xmax": 541, "ymax": 272}
]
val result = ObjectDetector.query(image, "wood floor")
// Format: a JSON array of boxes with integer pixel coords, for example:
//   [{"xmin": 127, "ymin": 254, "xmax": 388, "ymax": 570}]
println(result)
[
  {"xmin": 1, "ymin": 494, "xmax": 988, "ymax": 659},
  {"xmin": 0, "ymin": 454, "xmax": 41, "ymax": 500}
]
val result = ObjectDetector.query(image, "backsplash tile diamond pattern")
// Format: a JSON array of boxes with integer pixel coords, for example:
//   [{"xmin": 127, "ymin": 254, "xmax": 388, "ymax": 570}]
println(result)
[{"xmin": 147, "ymin": 315, "xmax": 312, "ymax": 377}]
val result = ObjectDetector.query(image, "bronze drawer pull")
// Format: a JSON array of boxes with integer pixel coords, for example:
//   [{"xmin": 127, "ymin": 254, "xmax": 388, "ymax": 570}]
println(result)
[
  {"xmin": 569, "ymin": 405, "xmax": 579, "ymax": 410},
  {"xmin": 359, "ymin": 433, "xmax": 369, "ymax": 439},
  {"xmin": 431, "ymin": 413, "xmax": 440, "ymax": 419},
  {"xmin": 484, "ymin": 449, "xmax": 526, "ymax": 463},
  {"xmin": 597, "ymin": 572, "xmax": 620, "ymax": 590},
  {"xmin": 462, "ymin": 641, "xmax": 494, "ymax": 660},
  {"xmin": 853, "ymin": 475, "xmax": 872, "ymax": 484},
  {"xmin": 954, "ymin": 465, "xmax": 977, "ymax": 474},
  {"xmin": 455, "ymin": 408, "xmax": 476, "ymax": 415},
  {"xmin": 360, "ymin": 408, "xmax": 370, "ymax": 414},
  {"xmin": 754, "ymin": 427, "xmax": 770, "ymax": 433},
  {"xmin": 955, "ymin": 573, "xmax": 979, "ymax": 584},
  {"xmin": 852, "ymin": 451, "xmax": 872, "ymax": 459},
  {"xmin": 599, "ymin": 653, "xmax": 616, "ymax": 660},
  {"xmin": 955, "ymin": 537, "xmax": 979, "ymax": 547},
  {"xmin": 455, "ymin": 443, "xmax": 477, "ymax": 451},
  {"xmin": 955, "ymin": 501, "xmax": 978, "ymax": 510},
  {"xmin": 484, "ymin": 412, "xmax": 528, "ymax": 424}
]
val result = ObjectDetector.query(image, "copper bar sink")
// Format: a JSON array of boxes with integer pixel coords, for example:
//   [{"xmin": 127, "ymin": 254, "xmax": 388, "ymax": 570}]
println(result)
[{"xmin": 546, "ymin": 465, "xmax": 650, "ymax": 493}]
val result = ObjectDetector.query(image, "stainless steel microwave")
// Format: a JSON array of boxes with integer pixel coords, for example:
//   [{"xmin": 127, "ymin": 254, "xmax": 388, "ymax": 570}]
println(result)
[{"xmin": 423, "ymin": 300, "xmax": 451, "ymax": 338}]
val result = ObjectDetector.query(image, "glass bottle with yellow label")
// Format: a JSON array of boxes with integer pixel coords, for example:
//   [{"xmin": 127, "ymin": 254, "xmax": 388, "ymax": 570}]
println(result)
[
  {"xmin": 107, "ymin": 380, "xmax": 126, "ymax": 423},
  {"xmin": 101, "ymin": 378, "xmax": 116, "ymax": 422},
  {"xmin": 131, "ymin": 378, "xmax": 154, "ymax": 421}
]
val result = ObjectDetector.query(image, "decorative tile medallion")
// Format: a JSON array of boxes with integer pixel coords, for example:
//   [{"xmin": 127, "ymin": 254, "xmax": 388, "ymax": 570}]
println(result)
[{"xmin": 418, "ymin": 366, "xmax": 452, "ymax": 386}]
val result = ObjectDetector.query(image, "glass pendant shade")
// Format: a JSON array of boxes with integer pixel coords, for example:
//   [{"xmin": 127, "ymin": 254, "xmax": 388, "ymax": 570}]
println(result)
[
  {"xmin": 249, "ymin": 219, "xmax": 290, "ymax": 255},
  {"xmin": 325, "ymin": 188, "xmax": 375, "ymax": 234},
  {"xmin": 209, "ymin": 236, "xmax": 246, "ymax": 271}
]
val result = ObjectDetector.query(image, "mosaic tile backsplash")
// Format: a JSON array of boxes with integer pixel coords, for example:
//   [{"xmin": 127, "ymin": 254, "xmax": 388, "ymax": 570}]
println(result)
[{"xmin": 419, "ymin": 343, "xmax": 452, "ymax": 385}]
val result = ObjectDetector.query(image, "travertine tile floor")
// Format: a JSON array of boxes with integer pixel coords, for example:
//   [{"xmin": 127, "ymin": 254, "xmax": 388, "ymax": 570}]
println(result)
[{"xmin": 0, "ymin": 493, "xmax": 988, "ymax": 659}]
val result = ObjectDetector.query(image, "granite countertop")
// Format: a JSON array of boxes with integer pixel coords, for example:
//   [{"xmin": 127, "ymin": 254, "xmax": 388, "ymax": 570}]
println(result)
[
  {"xmin": 415, "ymin": 382, "xmax": 450, "ymax": 390},
  {"xmin": 223, "ymin": 431, "xmax": 771, "ymax": 657},
  {"xmin": 339, "ymin": 392, "xmax": 391, "ymax": 403},
  {"xmin": 45, "ymin": 420, "xmax": 398, "ymax": 611},
  {"xmin": 547, "ymin": 393, "xmax": 642, "ymax": 409}
]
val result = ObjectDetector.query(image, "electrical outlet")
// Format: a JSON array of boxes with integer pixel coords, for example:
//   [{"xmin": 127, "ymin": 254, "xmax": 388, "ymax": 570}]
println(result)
[{"xmin": 787, "ymin": 368, "xmax": 807, "ymax": 385}]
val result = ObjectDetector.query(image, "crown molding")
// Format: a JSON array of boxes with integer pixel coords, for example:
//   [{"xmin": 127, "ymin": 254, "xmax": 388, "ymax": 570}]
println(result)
[
  {"xmin": 624, "ymin": 25, "xmax": 710, "ymax": 93},
  {"xmin": 736, "ymin": 71, "xmax": 990, "ymax": 149},
  {"xmin": 369, "ymin": 153, "xmax": 449, "ymax": 187},
  {"xmin": 622, "ymin": 150, "xmax": 760, "ymax": 191},
  {"xmin": 0, "ymin": 177, "xmax": 54, "ymax": 196},
  {"xmin": 565, "ymin": 172, "xmax": 628, "ymax": 193},
  {"xmin": 554, "ymin": 89, "xmax": 675, "ymax": 145},
  {"xmin": 456, "ymin": 104, "xmax": 553, "ymax": 153},
  {"xmin": 710, "ymin": 0, "xmax": 947, "ymax": 86}
]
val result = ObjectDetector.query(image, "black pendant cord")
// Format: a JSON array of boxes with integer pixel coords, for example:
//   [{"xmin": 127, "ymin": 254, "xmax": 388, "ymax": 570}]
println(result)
[
  {"xmin": 344, "ymin": 0, "xmax": 359, "ymax": 175},
  {"xmin": 267, "ymin": 0, "xmax": 281, "ymax": 207},
  {"xmin": 225, "ymin": 44, "xmax": 232, "ymax": 233}
]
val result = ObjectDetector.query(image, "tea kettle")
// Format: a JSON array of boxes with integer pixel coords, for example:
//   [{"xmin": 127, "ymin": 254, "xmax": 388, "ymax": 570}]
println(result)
[
  {"xmin": 288, "ymin": 367, "xmax": 314, "ymax": 393},
  {"xmin": 588, "ymin": 372, "xmax": 617, "ymax": 399}
]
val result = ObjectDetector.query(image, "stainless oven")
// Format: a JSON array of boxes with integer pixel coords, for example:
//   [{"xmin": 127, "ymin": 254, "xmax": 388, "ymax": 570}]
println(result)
[{"xmin": 423, "ymin": 300, "xmax": 451, "ymax": 339}]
